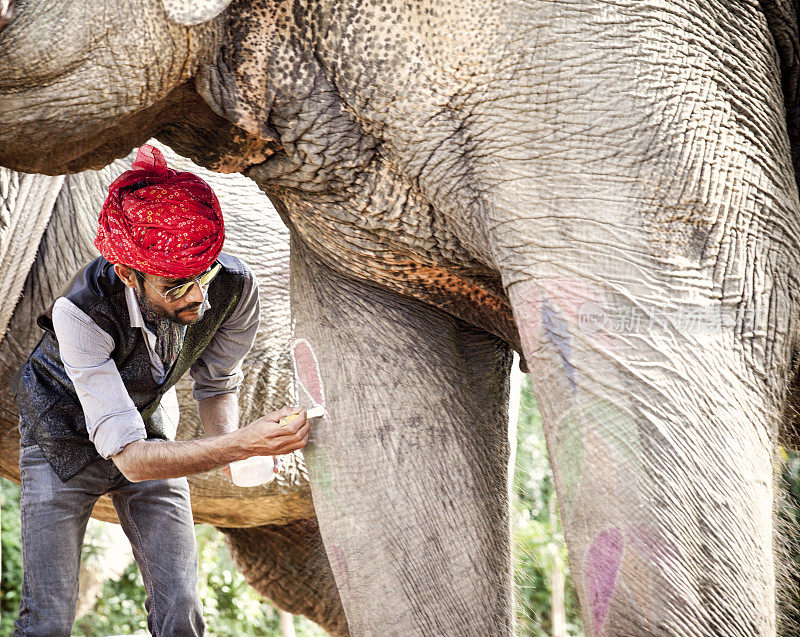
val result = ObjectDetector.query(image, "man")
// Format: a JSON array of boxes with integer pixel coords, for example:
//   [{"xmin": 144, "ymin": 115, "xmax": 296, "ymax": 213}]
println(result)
[{"xmin": 12, "ymin": 145, "xmax": 310, "ymax": 636}]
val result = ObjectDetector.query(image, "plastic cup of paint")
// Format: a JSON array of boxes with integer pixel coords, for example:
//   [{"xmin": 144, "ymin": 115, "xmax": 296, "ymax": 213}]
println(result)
[{"xmin": 230, "ymin": 455, "xmax": 276, "ymax": 488}]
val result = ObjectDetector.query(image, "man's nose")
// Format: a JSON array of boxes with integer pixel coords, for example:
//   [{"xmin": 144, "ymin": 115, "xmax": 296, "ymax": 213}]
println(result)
[{"xmin": 184, "ymin": 281, "xmax": 206, "ymax": 304}]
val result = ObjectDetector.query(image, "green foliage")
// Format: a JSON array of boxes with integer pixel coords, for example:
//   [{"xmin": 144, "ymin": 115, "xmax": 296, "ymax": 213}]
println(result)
[
  {"xmin": 0, "ymin": 477, "xmax": 22, "ymax": 636},
  {"xmin": 778, "ymin": 449, "xmax": 800, "ymax": 632},
  {"xmin": 195, "ymin": 524, "xmax": 282, "ymax": 636},
  {"xmin": 73, "ymin": 562, "xmax": 149, "ymax": 635},
  {"xmin": 513, "ymin": 376, "xmax": 584, "ymax": 636}
]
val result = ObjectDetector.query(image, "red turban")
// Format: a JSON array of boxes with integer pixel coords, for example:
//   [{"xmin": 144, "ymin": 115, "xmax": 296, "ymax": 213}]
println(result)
[{"xmin": 94, "ymin": 144, "xmax": 225, "ymax": 278}]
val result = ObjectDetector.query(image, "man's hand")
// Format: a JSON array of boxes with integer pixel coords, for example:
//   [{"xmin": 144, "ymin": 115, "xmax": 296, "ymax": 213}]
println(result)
[
  {"xmin": 222, "ymin": 406, "xmax": 307, "ymax": 480},
  {"xmin": 237, "ymin": 406, "xmax": 310, "ymax": 457}
]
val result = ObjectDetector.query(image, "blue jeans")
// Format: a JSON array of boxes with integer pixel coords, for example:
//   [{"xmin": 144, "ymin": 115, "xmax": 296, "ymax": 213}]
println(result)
[{"xmin": 13, "ymin": 444, "xmax": 205, "ymax": 636}]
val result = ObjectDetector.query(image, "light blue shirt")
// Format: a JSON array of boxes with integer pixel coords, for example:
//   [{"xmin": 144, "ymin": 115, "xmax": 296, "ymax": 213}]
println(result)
[{"xmin": 51, "ymin": 270, "xmax": 260, "ymax": 459}]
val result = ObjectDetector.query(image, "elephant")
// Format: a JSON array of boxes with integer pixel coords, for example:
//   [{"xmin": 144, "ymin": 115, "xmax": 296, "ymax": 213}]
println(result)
[
  {"xmin": 0, "ymin": 141, "xmax": 347, "ymax": 635},
  {"xmin": 3, "ymin": 0, "xmax": 800, "ymax": 634}
]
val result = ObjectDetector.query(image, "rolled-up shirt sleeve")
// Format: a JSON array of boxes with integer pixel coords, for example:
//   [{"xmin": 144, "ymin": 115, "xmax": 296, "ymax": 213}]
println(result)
[
  {"xmin": 190, "ymin": 265, "xmax": 260, "ymax": 401},
  {"xmin": 52, "ymin": 297, "xmax": 147, "ymax": 458}
]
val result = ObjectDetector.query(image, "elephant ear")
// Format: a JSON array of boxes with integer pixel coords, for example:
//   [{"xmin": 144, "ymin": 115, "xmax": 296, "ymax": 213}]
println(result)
[
  {"xmin": 195, "ymin": 0, "xmax": 281, "ymax": 143},
  {"xmin": 161, "ymin": 0, "xmax": 235, "ymax": 25}
]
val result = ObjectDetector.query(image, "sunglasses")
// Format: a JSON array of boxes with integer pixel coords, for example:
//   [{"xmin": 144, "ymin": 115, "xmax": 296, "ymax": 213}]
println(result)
[{"xmin": 143, "ymin": 262, "xmax": 222, "ymax": 302}]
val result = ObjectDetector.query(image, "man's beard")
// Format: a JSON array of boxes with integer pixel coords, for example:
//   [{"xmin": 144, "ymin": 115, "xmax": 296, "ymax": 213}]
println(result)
[
  {"xmin": 138, "ymin": 289, "xmax": 205, "ymax": 325},
  {"xmin": 169, "ymin": 302, "xmax": 205, "ymax": 325}
]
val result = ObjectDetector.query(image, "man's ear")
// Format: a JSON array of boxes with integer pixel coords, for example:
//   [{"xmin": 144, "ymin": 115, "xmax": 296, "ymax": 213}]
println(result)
[
  {"xmin": 114, "ymin": 264, "xmax": 138, "ymax": 289},
  {"xmin": 161, "ymin": 0, "xmax": 235, "ymax": 26}
]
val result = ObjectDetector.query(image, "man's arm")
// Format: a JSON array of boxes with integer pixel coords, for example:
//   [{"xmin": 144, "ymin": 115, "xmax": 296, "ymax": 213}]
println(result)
[
  {"xmin": 52, "ymin": 297, "xmax": 149, "ymax": 458},
  {"xmin": 189, "ymin": 263, "xmax": 260, "ymax": 402},
  {"xmin": 111, "ymin": 405, "xmax": 309, "ymax": 482}
]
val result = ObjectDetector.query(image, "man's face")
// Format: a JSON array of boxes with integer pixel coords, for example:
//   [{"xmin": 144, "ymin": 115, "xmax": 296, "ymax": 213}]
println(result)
[
  {"xmin": 138, "ymin": 272, "xmax": 207, "ymax": 325},
  {"xmin": 115, "ymin": 265, "xmax": 207, "ymax": 326}
]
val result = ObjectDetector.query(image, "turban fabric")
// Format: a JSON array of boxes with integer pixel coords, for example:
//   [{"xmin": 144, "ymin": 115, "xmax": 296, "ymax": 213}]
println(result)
[{"xmin": 94, "ymin": 144, "xmax": 225, "ymax": 278}]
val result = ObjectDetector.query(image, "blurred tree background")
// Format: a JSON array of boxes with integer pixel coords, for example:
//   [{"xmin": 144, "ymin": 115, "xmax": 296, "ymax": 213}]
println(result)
[
  {"xmin": 778, "ymin": 449, "xmax": 800, "ymax": 633},
  {"xmin": 513, "ymin": 376, "xmax": 583, "ymax": 637},
  {"xmin": 0, "ymin": 373, "xmax": 585, "ymax": 636}
]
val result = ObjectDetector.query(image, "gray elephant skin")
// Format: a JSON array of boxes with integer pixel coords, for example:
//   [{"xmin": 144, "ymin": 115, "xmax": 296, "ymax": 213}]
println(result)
[
  {"xmin": 0, "ymin": 142, "xmax": 346, "ymax": 635},
  {"xmin": 2, "ymin": 0, "xmax": 800, "ymax": 635}
]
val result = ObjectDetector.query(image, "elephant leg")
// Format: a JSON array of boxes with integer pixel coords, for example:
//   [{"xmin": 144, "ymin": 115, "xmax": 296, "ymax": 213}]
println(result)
[
  {"xmin": 480, "ymin": 5, "xmax": 800, "ymax": 632},
  {"xmin": 219, "ymin": 519, "xmax": 348, "ymax": 636},
  {"xmin": 506, "ymin": 266, "xmax": 792, "ymax": 635},
  {"xmin": 290, "ymin": 236, "xmax": 514, "ymax": 635}
]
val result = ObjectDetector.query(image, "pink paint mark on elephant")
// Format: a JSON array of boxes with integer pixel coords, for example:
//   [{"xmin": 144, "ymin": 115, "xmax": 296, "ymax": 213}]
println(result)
[
  {"xmin": 292, "ymin": 338, "xmax": 340, "ymax": 508},
  {"xmin": 330, "ymin": 544, "xmax": 351, "ymax": 590},
  {"xmin": 293, "ymin": 338, "xmax": 325, "ymax": 406},
  {"xmin": 586, "ymin": 527, "xmax": 625, "ymax": 631}
]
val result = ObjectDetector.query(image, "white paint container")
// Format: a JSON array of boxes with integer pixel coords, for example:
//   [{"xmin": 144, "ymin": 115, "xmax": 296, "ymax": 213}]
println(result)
[{"xmin": 230, "ymin": 455, "xmax": 276, "ymax": 487}]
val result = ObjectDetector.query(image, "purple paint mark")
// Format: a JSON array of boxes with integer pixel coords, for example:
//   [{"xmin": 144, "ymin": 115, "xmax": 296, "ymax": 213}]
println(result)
[
  {"xmin": 293, "ymin": 339, "xmax": 325, "ymax": 405},
  {"xmin": 541, "ymin": 296, "xmax": 577, "ymax": 391},
  {"xmin": 586, "ymin": 528, "xmax": 625, "ymax": 631}
]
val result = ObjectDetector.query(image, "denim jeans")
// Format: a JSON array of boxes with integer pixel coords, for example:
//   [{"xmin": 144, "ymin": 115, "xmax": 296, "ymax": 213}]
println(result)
[{"xmin": 13, "ymin": 443, "xmax": 205, "ymax": 636}]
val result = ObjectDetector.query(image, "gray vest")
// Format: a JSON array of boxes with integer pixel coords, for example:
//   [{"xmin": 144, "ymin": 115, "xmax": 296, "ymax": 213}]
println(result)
[{"xmin": 15, "ymin": 254, "xmax": 246, "ymax": 482}]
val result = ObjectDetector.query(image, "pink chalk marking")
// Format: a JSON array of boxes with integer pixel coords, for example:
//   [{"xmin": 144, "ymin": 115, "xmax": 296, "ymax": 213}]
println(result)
[
  {"xmin": 586, "ymin": 527, "xmax": 625, "ymax": 631},
  {"xmin": 544, "ymin": 278, "xmax": 600, "ymax": 327},
  {"xmin": 293, "ymin": 339, "xmax": 325, "ymax": 406},
  {"xmin": 330, "ymin": 544, "xmax": 351, "ymax": 590},
  {"xmin": 293, "ymin": 338, "xmax": 337, "ymax": 505}
]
